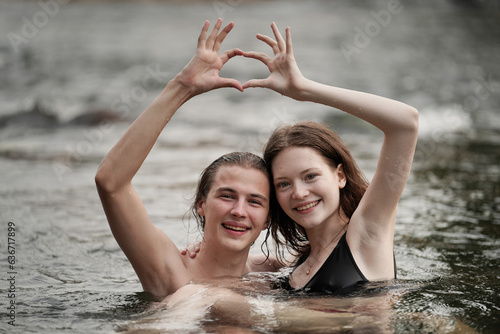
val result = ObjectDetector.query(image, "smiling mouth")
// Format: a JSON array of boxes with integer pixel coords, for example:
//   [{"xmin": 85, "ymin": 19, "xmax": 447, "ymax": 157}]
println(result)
[
  {"xmin": 296, "ymin": 200, "xmax": 320, "ymax": 212},
  {"xmin": 222, "ymin": 224, "xmax": 248, "ymax": 232}
]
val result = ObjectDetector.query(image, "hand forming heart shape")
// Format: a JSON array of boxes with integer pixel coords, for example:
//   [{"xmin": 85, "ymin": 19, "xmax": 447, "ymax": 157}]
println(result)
[{"xmin": 176, "ymin": 19, "xmax": 306, "ymax": 102}]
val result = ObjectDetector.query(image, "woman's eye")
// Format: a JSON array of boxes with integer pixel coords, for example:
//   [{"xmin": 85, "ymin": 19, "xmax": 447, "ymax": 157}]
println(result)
[
  {"xmin": 276, "ymin": 182, "xmax": 290, "ymax": 188},
  {"xmin": 305, "ymin": 174, "xmax": 317, "ymax": 181}
]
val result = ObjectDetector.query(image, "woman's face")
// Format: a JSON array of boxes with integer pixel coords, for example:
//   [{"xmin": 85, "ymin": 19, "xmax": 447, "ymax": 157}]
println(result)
[
  {"xmin": 197, "ymin": 165, "xmax": 270, "ymax": 253},
  {"xmin": 271, "ymin": 146, "xmax": 346, "ymax": 230}
]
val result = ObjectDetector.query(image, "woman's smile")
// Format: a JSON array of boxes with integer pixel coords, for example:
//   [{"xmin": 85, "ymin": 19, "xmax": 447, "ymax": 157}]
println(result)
[{"xmin": 295, "ymin": 200, "xmax": 321, "ymax": 213}]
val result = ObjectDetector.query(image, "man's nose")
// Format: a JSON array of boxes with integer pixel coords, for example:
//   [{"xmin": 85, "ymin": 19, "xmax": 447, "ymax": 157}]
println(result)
[{"xmin": 230, "ymin": 199, "xmax": 247, "ymax": 217}]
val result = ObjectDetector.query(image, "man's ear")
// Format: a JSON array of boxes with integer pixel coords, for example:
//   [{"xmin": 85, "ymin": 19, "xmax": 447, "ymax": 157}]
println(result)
[
  {"xmin": 337, "ymin": 163, "xmax": 347, "ymax": 189},
  {"xmin": 197, "ymin": 199, "xmax": 205, "ymax": 217},
  {"xmin": 262, "ymin": 215, "xmax": 271, "ymax": 230}
]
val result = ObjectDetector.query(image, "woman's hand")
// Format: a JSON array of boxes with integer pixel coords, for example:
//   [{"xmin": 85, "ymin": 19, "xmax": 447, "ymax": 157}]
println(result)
[
  {"xmin": 241, "ymin": 22, "xmax": 307, "ymax": 100},
  {"xmin": 180, "ymin": 241, "xmax": 201, "ymax": 259},
  {"xmin": 175, "ymin": 19, "xmax": 244, "ymax": 96}
]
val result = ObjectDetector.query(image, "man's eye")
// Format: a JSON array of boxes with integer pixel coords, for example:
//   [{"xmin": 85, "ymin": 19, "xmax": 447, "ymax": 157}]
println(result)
[{"xmin": 250, "ymin": 200, "xmax": 263, "ymax": 206}]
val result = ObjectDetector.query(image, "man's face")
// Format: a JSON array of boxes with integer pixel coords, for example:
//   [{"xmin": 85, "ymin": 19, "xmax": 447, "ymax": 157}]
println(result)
[{"xmin": 197, "ymin": 165, "xmax": 270, "ymax": 253}]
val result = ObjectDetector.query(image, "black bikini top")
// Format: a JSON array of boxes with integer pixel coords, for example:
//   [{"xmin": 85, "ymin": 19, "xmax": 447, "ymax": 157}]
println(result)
[{"xmin": 278, "ymin": 232, "xmax": 395, "ymax": 295}]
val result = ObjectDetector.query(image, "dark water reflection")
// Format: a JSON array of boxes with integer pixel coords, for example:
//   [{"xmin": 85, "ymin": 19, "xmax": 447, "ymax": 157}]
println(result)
[
  {"xmin": 1, "ymin": 0, "xmax": 499, "ymax": 333},
  {"xmin": 405, "ymin": 136, "xmax": 500, "ymax": 332}
]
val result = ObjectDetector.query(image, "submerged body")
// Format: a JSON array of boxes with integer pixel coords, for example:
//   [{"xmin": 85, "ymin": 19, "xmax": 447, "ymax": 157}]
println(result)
[{"xmin": 121, "ymin": 278, "xmax": 475, "ymax": 334}]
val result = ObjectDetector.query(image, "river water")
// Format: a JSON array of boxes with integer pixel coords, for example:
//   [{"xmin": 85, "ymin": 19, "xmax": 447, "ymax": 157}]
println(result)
[{"xmin": 0, "ymin": 0, "xmax": 499, "ymax": 333}]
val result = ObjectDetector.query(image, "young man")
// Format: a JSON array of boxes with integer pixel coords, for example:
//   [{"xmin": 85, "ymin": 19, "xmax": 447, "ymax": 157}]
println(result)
[{"xmin": 95, "ymin": 19, "xmax": 276, "ymax": 302}]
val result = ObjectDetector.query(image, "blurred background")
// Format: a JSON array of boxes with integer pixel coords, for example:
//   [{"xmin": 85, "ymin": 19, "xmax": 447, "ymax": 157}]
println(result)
[{"xmin": 0, "ymin": 0, "xmax": 499, "ymax": 333}]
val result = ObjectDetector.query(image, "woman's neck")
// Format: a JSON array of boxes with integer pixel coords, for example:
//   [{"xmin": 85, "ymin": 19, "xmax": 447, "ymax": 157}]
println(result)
[
  {"xmin": 307, "ymin": 224, "xmax": 346, "ymax": 258},
  {"xmin": 306, "ymin": 211, "xmax": 349, "ymax": 258}
]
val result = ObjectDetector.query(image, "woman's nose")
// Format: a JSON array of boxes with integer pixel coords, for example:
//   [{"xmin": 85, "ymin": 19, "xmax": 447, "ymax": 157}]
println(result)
[{"xmin": 291, "ymin": 183, "xmax": 309, "ymax": 199}]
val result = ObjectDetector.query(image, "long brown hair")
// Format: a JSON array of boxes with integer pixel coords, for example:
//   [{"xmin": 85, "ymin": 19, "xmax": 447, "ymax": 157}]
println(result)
[{"xmin": 263, "ymin": 121, "xmax": 368, "ymax": 262}]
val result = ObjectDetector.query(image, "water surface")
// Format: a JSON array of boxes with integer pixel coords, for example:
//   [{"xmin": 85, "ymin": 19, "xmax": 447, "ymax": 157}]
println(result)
[{"xmin": 0, "ymin": 0, "xmax": 499, "ymax": 333}]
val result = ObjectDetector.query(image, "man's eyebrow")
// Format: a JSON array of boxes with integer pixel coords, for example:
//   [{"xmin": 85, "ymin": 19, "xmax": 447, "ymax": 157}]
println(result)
[
  {"xmin": 216, "ymin": 187, "xmax": 268, "ymax": 202},
  {"xmin": 215, "ymin": 187, "xmax": 236, "ymax": 194},
  {"xmin": 249, "ymin": 193, "xmax": 268, "ymax": 203}
]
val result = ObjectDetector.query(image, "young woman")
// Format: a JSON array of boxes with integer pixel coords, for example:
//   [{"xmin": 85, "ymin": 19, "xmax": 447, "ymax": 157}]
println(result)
[
  {"xmin": 241, "ymin": 23, "xmax": 419, "ymax": 294},
  {"xmin": 95, "ymin": 19, "xmax": 275, "ymax": 302},
  {"xmin": 181, "ymin": 22, "xmax": 418, "ymax": 294}
]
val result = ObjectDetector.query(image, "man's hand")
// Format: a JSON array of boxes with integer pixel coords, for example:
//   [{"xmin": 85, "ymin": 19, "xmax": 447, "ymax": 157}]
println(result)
[{"xmin": 175, "ymin": 19, "xmax": 243, "ymax": 97}]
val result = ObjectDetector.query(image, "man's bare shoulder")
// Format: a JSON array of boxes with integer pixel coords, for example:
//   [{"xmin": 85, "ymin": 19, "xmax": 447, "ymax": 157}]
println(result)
[{"xmin": 246, "ymin": 254, "xmax": 285, "ymax": 273}]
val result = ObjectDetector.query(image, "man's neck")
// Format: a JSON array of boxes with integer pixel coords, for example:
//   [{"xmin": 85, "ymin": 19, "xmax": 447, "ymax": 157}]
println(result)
[{"xmin": 190, "ymin": 243, "xmax": 250, "ymax": 280}]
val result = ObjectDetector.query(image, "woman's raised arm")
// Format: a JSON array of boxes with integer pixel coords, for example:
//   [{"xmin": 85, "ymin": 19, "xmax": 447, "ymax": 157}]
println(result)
[{"xmin": 243, "ymin": 23, "xmax": 418, "ymax": 279}]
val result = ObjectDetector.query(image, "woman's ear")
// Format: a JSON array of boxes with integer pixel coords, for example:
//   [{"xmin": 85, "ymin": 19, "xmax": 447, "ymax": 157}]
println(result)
[{"xmin": 337, "ymin": 164, "xmax": 347, "ymax": 189}]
